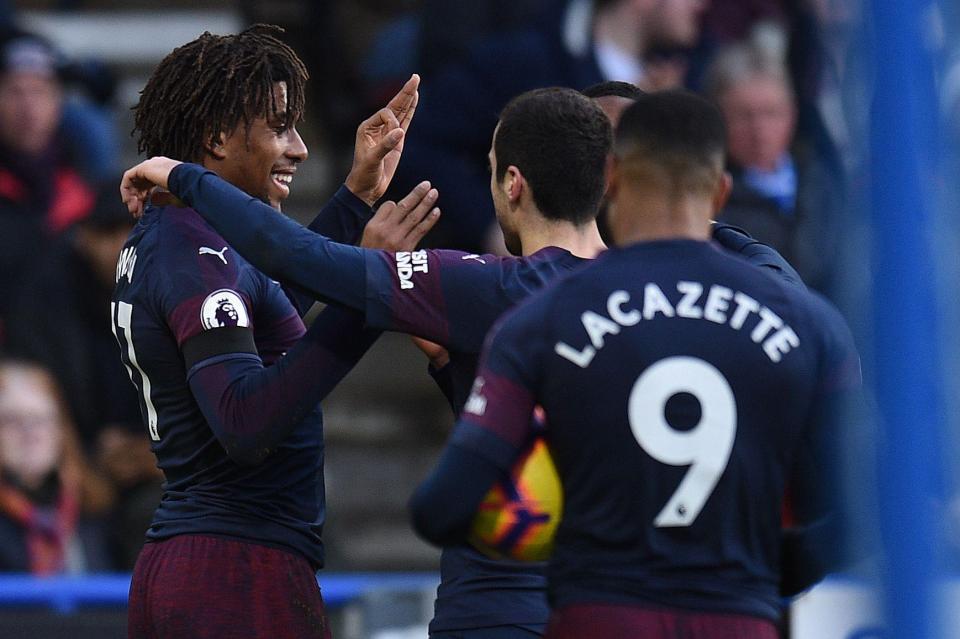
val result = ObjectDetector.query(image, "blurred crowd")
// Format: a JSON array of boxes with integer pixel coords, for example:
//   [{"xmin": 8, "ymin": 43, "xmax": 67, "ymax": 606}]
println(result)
[
  {"xmin": 295, "ymin": 0, "xmax": 870, "ymax": 291},
  {"xmin": 0, "ymin": 12, "xmax": 158, "ymax": 573},
  {"xmin": 0, "ymin": 0, "xmax": 954, "ymax": 575}
]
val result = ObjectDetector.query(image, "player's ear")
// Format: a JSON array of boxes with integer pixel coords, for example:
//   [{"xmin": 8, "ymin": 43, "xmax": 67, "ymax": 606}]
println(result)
[
  {"xmin": 711, "ymin": 171, "xmax": 733, "ymax": 218},
  {"xmin": 205, "ymin": 132, "xmax": 228, "ymax": 161},
  {"xmin": 505, "ymin": 165, "xmax": 523, "ymax": 203}
]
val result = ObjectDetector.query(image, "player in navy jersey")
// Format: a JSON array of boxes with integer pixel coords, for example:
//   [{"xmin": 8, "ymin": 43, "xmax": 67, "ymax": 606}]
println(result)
[
  {"xmin": 115, "ymin": 26, "xmax": 439, "ymax": 639},
  {"xmin": 410, "ymin": 91, "xmax": 861, "ymax": 638},
  {"xmin": 121, "ymin": 85, "xmax": 806, "ymax": 637}
]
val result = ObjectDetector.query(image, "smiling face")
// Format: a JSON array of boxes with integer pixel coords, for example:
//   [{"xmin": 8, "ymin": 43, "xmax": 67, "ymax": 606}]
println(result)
[{"xmin": 210, "ymin": 81, "xmax": 308, "ymax": 209}]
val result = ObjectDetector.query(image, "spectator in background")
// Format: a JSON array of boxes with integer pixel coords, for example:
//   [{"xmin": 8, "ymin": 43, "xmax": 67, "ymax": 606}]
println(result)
[
  {"xmin": 392, "ymin": 0, "xmax": 707, "ymax": 253},
  {"xmin": 706, "ymin": 40, "xmax": 843, "ymax": 295},
  {"xmin": 685, "ymin": 0, "xmax": 787, "ymax": 89},
  {"xmin": 0, "ymin": 27, "xmax": 96, "ymax": 341},
  {"xmin": 0, "ymin": 359, "xmax": 112, "ymax": 573},
  {"xmin": 786, "ymin": 0, "xmax": 869, "ymax": 181},
  {"xmin": 700, "ymin": 0, "xmax": 785, "ymax": 44},
  {"xmin": 7, "ymin": 184, "xmax": 137, "ymax": 448},
  {"xmin": 261, "ymin": 1, "xmax": 559, "ymax": 195},
  {"xmin": 6, "ymin": 184, "xmax": 162, "ymax": 569}
]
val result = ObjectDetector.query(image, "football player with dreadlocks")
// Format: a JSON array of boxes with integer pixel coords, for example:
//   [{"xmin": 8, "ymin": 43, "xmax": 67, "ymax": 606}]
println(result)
[{"xmin": 114, "ymin": 25, "xmax": 436, "ymax": 638}]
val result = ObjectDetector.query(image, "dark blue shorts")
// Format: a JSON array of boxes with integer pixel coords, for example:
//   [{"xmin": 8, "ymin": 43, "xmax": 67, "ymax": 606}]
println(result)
[
  {"xmin": 545, "ymin": 603, "xmax": 780, "ymax": 639},
  {"xmin": 128, "ymin": 534, "xmax": 331, "ymax": 639}
]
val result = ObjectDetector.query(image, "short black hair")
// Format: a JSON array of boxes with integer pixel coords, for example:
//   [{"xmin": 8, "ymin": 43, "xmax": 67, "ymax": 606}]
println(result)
[
  {"xmin": 615, "ymin": 90, "xmax": 726, "ymax": 195},
  {"xmin": 495, "ymin": 87, "xmax": 611, "ymax": 225},
  {"xmin": 581, "ymin": 80, "xmax": 646, "ymax": 101},
  {"xmin": 133, "ymin": 24, "xmax": 308, "ymax": 163}
]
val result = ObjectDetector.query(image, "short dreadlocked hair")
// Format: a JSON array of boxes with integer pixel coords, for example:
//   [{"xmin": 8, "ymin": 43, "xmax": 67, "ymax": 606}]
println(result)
[{"xmin": 133, "ymin": 24, "xmax": 308, "ymax": 163}]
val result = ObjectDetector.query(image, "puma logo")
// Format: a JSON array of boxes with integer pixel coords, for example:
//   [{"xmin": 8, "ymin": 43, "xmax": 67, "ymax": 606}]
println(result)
[{"xmin": 199, "ymin": 246, "xmax": 230, "ymax": 265}]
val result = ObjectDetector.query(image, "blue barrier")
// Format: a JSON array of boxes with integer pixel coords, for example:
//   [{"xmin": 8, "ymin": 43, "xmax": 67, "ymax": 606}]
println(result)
[
  {"xmin": 0, "ymin": 572, "xmax": 439, "ymax": 614},
  {"xmin": 868, "ymin": 0, "xmax": 945, "ymax": 637}
]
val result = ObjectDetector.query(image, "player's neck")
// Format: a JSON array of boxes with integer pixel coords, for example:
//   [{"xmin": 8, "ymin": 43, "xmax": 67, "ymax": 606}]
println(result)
[
  {"xmin": 612, "ymin": 193, "xmax": 713, "ymax": 246},
  {"xmin": 520, "ymin": 219, "xmax": 606, "ymax": 259}
]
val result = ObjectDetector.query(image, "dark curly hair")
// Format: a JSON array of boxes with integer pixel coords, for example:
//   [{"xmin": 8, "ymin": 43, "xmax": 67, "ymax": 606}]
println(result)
[{"xmin": 132, "ymin": 24, "xmax": 308, "ymax": 163}]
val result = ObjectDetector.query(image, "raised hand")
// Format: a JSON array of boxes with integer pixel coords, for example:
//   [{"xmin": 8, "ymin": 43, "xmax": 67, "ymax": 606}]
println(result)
[
  {"xmin": 360, "ymin": 180, "xmax": 440, "ymax": 251},
  {"xmin": 120, "ymin": 156, "xmax": 183, "ymax": 218},
  {"xmin": 345, "ymin": 74, "xmax": 420, "ymax": 207}
]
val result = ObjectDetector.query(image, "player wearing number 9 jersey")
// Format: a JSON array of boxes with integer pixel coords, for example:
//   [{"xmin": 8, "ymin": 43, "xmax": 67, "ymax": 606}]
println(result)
[{"xmin": 410, "ymin": 91, "xmax": 861, "ymax": 638}]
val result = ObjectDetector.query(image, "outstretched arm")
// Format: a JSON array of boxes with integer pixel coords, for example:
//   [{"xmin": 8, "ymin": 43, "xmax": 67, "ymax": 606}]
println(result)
[
  {"xmin": 283, "ymin": 179, "xmax": 440, "ymax": 314},
  {"xmin": 123, "ymin": 158, "xmax": 438, "ymax": 311},
  {"xmin": 124, "ymin": 156, "xmax": 506, "ymax": 353}
]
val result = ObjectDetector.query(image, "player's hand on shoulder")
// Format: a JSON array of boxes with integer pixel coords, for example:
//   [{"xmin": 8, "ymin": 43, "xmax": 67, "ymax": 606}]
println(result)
[
  {"xmin": 120, "ymin": 156, "xmax": 184, "ymax": 218},
  {"xmin": 345, "ymin": 74, "xmax": 420, "ymax": 206},
  {"xmin": 710, "ymin": 221, "xmax": 752, "ymax": 251},
  {"xmin": 360, "ymin": 180, "xmax": 440, "ymax": 251}
]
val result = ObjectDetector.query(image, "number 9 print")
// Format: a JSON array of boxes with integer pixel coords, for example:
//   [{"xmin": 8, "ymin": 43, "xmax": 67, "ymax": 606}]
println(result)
[{"xmin": 628, "ymin": 356, "xmax": 737, "ymax": 527}]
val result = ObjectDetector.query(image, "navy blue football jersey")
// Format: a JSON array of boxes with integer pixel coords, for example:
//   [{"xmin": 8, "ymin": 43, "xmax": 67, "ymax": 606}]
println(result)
[
  {"xmin": 163, "ymin": 163, "xmax": 816, "ymax": 630},
  {"xmin": 449, "ymin": 239, "xmax": 860, "ymax": 621},
  {"xmin": 111, "ymin": 187, "xmax": 376, "ymax": 568}
]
